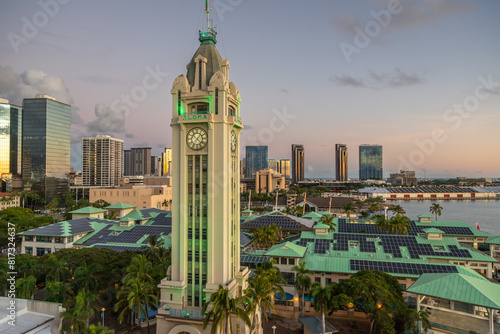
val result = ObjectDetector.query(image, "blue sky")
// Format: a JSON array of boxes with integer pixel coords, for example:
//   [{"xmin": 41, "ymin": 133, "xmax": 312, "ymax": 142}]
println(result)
[{"xmin": 1, "ymin": 0, "xmax": 499, "ymax": 179}]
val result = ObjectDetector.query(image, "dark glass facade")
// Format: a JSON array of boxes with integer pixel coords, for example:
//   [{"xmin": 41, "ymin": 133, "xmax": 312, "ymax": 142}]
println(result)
[
  {"xmin": 359, "ymin": 145, "xmax": 383, "ymax": 180},
  {"xmin": 0, "ymin": 101, "xmax": 22, "ymax": 176},
  {"xmin": 245, "ymin": 146, "xmax": 268, "ymax": 178},
  {"xmin": 22, "ymin": 97, "xmax": 71, "ymax": 202},
  {"xmin": 291, "ymin": 144, "xmax": 304, "ymax": 183}
]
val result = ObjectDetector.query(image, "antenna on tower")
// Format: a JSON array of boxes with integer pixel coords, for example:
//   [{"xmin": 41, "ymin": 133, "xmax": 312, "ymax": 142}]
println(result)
[
  {"xmin": 199, "ymin": 0, "xmax": 217, "ymax": 44},
  {"xmin": 205, "ymin": 0, "xmax": 211, "ymax": 33}
]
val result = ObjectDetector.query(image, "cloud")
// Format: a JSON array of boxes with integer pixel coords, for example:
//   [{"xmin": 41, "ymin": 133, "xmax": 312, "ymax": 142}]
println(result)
[
  {"xmin": 307, "ymin": 165, "xmax": 314, "ymax": 173},
  {"xmin": 279, "ymin": 88, "xmax": 289, "ymax": 94},
  {"xmin": 332, "ymin": 68, "xmax": 423, "ymax": 89},
  {"xmin": 134, "ymin": 142, "xmax": 150, "ymax": 147},
  {"xmin": 79, "ymin": 75, "xmax": 114, "ymax": 84},
  {"xmin": 330, "ymin": 74, "xmax": 365, "ymax": 87},
  {"xmin": 125, "ymin": 133, "xmax": 135, "ymax": 138},
  {"xmin": 86, "ymin": 102, "xmax": 126, "ymax": 134}
]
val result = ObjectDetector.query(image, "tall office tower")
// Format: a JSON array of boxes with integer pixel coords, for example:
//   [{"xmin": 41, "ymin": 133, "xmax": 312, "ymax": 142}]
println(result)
[
  {"xmin": 240, "ymin": 158, "xmax": 246, "ymax": 177},
  {"xmin": 279, "ymin": 159, "xmax": 290, "ymax": 179},
  {"xmin": 158, "ymin": 5, "xmax": 249, "ymax": 333},
  {"xmin": 0, "ymin": 98, "xmax": 22, "ymax": 176},
  {"xmin": 82, "ymin": 135, "xmax": 124, "ymax": 186},
  {"xmin": 131, "ymin": 147, "xmax": 151, "ymax": 176},
  {"xmin": 245, "ymin": 146, "xmax": 268, "ymax": 178},
  {"xmin": 335, "ymin": 144, "xmax": 348, "ymax": 181},
  {"xmin": 359, "ymin": 144, "xmax": 383, "ymax": 180},
  {"xmin": 291, "ymin": 144, "xmax": 304, "ymax": 183},
  {"xmin": 22, "ymin": 94, "xmax": 71, "ymax": 202},
  {"xmin": 123, "ymin": 149, "xmax": 133, "ymax": 176},
  {"xmin": 162, "ymin": 147, "xmax": 172, "ymax": 176},
  {"xmin": 151, "ymin": 156, "xmax": 162, "ymax": 176},
  {"xmin": 268, "ymin": 159, "xmax": 278, "ymax": 172}
]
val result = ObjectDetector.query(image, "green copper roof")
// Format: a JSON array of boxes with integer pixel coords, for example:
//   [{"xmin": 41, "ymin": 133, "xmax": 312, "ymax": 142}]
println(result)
[
  {"xmin": 486, "ymin": 236, "xmax": 500, "ymax": 244},
  {"xmin": 302, "ymin": 212, "xmax": 322, "ymax": 218},
  {"xmin": 186, "ymin": 42, "xmax": 222, "ymax": 87},
  {"xmin": 69, "ymin": 206, "xmax": 107, "ymax": 214},
  {"xmin": 418, "ymin": 214, "xmax": 433, "ymax": 218},
  {"xmin": 265, "ymin": 242, "xmax": 307, "ymax": 258},
  {"xmin": 317, "ymin": 211, "xmax": 333, "ymax": 215},
  {"xmin": 241, "ymin": 209, "xmax": 253, "ymax": 213},
  {"xmin": 470, "ymin": 228, "xmax": 494, "ymax": 237},
  {"xmin": 313, "ymin": 222, "xmax": 330, "ymax": 229},
  {"xmin": 104, "ymin": 203, "xmax": 136, "ymax": 209},
  {"xmin": 407, "ymin": 272, "xmax": 500, "ymax": 309},
  {"xmin": 422, "ymin": 228, "xmax": 444, "ymax": 234}
]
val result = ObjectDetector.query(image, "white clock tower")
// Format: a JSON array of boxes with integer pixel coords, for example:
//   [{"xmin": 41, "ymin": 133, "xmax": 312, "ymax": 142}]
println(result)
[{"xmin": 157, "ymin": 2, "xmax": 250, "ymax": 333}]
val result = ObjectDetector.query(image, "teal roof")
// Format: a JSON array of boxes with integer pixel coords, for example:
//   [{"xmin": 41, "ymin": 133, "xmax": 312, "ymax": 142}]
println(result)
[
  {"xmin": 265, "ymin": 242, "xmax": 307, "ymax": 258},
  {"xmin": 314, "ymin": 222, "xmax": 330, "ymax": 229},
  {"xmin": 407, "ymin": 272, "xmax": 500, "ymax": 309},
  {"xmin": 422, "ymin": 228, "xmax": 444, "ymax": 234},
  {"xmin": 317, "ymin": 211, "xmax": 333, "ymax": 215},
  {"xmin": 119, "ymin": 208, "xmax": 162, "ymax": 222},
  {"xmin": 104, "ymin": 203, "xmax": 136, "ymax": 209},
  {"xmin": 302, "ymin": 212, "xmax": 322, "ymax": 218},
  {"xmin": 418, "ymin": 214, "xmax": 433, "ymax": 218},
  {"xmin": 19, "ymin": 218, "xmax": 114, "ymax": 237},
  {"xmin": 486, "ymin": 236, "xmax": 500, "ymax": 244},
  {"xmin": 69, "ymin": 206, "xmax": 107, "ymax": 214},
  {"xmin": 241, "ymin": 209, "xmax": 253, "ymax": 213},
  {"xmin": 470, "ymin": 228, "xmax": 494, "ymax": 237}
]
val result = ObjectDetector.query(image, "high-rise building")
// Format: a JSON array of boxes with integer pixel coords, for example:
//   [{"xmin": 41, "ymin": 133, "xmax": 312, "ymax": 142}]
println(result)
[
  {"xmin": 268, "ymin": 159, "xmax": 278, "ymax": 172},
  {"xmin": 82, "ymin": 135, "xmax": 123, "ymax": 186},
  {"xmin": 335, "ymin": 144, "xmax": 348, "ymax": 181},
  {"xmin": 0, "ymin": 98, "xmax": 22, "ymax": 176},
  {"xmin": 22, "ymin": 94, "xmax": 71, "ymax": 202},
  {"xmin": 291, "ymin": 144, "xmax": 304, "ymax": 183},
  {"xmin": 279, "ymin": 159, "xmax": 290, "ymax": 179},
  {"xmin": 151, "ymin": 155, "xmax": 162, "ymax": 176},
  {"xmin": 123, "ymin": 147, "xmax": 151, "ymax": 176},
  {"xmin": 162, "ymin": 147, "xmax": 172, "ymax": 176},
  {"xmin": 359, "ymin": 144, "xmax": 383, "ymax": 180},
  {"xmin": 158, "ymin": 6, "xmax": 249, "ymax": 332},
  {"xmin": 245, "ymin": 146, "xmax": 268, "ymax": 178}
]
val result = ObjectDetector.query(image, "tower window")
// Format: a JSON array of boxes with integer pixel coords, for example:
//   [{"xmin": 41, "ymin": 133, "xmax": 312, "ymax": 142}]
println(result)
[
  {"xmin": 189, "ymin": 103, "xmax": 209, "ymax": 115},
  {"xmin": 177, "ymin": 91, "xmax": 182, "ymax": 114},
  {"xmin": 215, "ymin": 88, "xmax": 219, "ymax": 115},
  {"xmin": 198, "ymin": 60, "xmax": 202, "ymax": 90},
  {"xmin": 228, "ymin": 106, "xmax": 235, "ymax": 116}
]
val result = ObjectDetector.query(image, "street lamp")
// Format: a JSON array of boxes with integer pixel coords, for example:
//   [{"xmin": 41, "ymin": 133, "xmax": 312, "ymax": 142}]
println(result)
[
  {"xmin": 101, "ymin": 307, "xmax": 105, "ymax": 326},
  {"xmin": 272, "ymin": 325, "xmax": 276, "ymax": 334}
]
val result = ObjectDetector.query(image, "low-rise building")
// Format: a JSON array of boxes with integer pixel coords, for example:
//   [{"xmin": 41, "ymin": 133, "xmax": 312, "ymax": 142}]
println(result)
[
  {"xmin": 0, "ymin": 192, "xmax": 20, "ymax": 210},
  {"xmin": 387, "ymin": 170, "xmax": 418, "ymax": 186},
  {"xmin": 89, "ymin": 184, "xmax": 172, "ymax": 209},
  {"xmin": 255, "ymin": 168, "xmax": 285, "ymax": 194}
]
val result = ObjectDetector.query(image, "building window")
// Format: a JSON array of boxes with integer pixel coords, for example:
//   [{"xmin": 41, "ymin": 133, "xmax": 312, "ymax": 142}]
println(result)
[
  {"xmin": 198, "ymin": 60, "xmax": 202, "ymax": 90},
  {"xmin": 228, "ymin": 106, "xmax": 235, "ymax": 116},
  {"xmin": 67, "ymin": 236, "xmax": 74, "ymax": 243},
  {"xmin": 215, "ymin": 88, "xmax": 219, "ymax": 115},
  {"xmin": 289, "ymin": 258, "xmax": 295, "ymax": 266},
  {"xmin": 24, "ymin": 236, "xmax": 33, "ymax": 242},
  {"xmin": 280, "ymin": 257, "xmax": 287, "ymax": 265},
  {"xmin": 25, "ymin": 247, "xmax": 33, "ymax": 255},
  {"xmin": 36, "ymin": 236, "xmax": 51, "ymax": 243},
  {"xmin": 36, "ymin": 248, "xmax": 51, "ymax": 256},
  {"xmin": 177, "ymin": 91, "xmax": 182, "ymax": 114},
  {"xmin": 54, "ymin": 237, "xmax": 64, "ymax": 244}
]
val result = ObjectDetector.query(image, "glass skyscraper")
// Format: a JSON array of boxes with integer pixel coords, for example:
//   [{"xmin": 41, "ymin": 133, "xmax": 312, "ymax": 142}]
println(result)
[
  {"xmin": 0, "ymin": 98, "xmax": 22, "ymax": 176},
  {"xmin": 245, "ymin": 146, "xmax": 268, "ymax": 178},
  {"xmin": 291, "ymin": 144, "xmax": 304, "ymax": 183},
  {"xmin": 359, "ymin": 144, "xmax": 383, "ymax": 180},
  {"xmin": 22, "ymin": 95, "xmax": 71, "ymax": 202}
]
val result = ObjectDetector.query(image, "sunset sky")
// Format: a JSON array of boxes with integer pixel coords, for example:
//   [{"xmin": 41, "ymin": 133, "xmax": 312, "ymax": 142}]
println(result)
[{"xmin": 1, "ymin": 0, "xmax": 499, "ymax": 179}]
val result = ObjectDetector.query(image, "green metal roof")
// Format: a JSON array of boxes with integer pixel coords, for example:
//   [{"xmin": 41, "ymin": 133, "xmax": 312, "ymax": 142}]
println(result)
[
  {"xmin": 313, "ymin": 222, "xmax": 330, "ymax": 229},
  {"xmin": 241, "ymin": 209, "xmax": 253, "ymax": 213},
  {"xmin": 104, "ymin": 203, "xmax": 136, "ymax": 209},
  {"xmin": 407, "ymin": 272, "xmax": 500, "ymax": 309},
  {"xmin": 486, "ymin": 236, "xmax": 500, "ymax": 244},
  {"xmin": 470, "ymin": 228, "xmax": 494, "ymax": 237},
  {"xmin": 417, "ymin": 214, "xmax": 433, "ymax": 218},
  {"xmin": 265, "ymin": 242, "xmax": 307, "ymax": 258},
  {"xmin": 69, "ymin": 206, "xmax": 107, "ymax": 214},
  {"xmin": 317, "ymin": 211, "xmax": 333, "ymax": 215},
  {"xmin": 302, "ymin": 212, "xmax": 322, "ymax": 218},
  {"xmin": 422, "ymin": 228, "xmax": 444, "ymax": 234},
  {"xmin": 263, "ymin": 210, "xmax": 286, "ymax": 216}
]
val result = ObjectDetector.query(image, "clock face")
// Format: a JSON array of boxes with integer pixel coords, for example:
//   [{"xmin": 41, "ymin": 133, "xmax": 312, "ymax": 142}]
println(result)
[
  {"xmin": 230, "ymin": 130, "xmax": 237, "ymax": 152},
  {"xmin": 186, "ymin": 127, "xmax": 208, "ymax": 151}
]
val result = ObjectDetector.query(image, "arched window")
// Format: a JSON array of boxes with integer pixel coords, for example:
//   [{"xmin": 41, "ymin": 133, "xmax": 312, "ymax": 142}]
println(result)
[
  {"xmin": 215, "ymin": 88, "xmax": 219, "ymax": 115},
  {"xmin": 188, "ymin": 103, "xmax": 209, "ymax": 115},
  {"xmin": 228, "ymin": 106, "xmax": 235, "ymax": 116},
  {"xmin": 198, "ymin": 60, "xmax": 202, "ymax": 90},
  {"xmin": 177, "ymin": 91, "xmax": 182, "ymax": 114}
]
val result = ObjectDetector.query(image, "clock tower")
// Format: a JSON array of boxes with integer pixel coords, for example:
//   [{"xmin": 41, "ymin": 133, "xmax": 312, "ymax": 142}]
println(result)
[{"xmin": 157, "ymin": 1, "xmax": 250, "ymax": 333}]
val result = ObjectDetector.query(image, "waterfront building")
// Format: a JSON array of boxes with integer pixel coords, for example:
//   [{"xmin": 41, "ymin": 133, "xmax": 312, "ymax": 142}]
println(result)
[
  {"xmin": 359, "ymin": 186, "xmax": 500, "ymax": 200},
  {"xmin": 387, "ymin": 170, "xmax": 417, "ymax": 186},
  {"xmin": 291, "ymin": 144, "xmax": 304, "ymax": 183},
  {"xmin": 162, "ymin": 147, "xmax": 172, "ymax": 176},
  {"xmin": 0, "ymin": 98, "xmax": 22, "ymax": 177},
  {"xmin": 157, "ymin": 5, "xmax": 250, "ymax": 332},
  {"xmin": 245, "ymin": 146, "xmax": 268, "ymax": 178},
  {"xmin": 359, "ymin": 144, "xmax": 383, "ymax": 180},
  {"xmin": 335, "ymin": 144, "xmax": 348, "ymax": 181},
  {"xmin": 22, "ymin": 94, "xmax": 71, "ymax": 202},
  {"xmin": 82, "ymin": 135, "xmax": 124, "ymax": 186},
  {"xmin": 279, "ymin": 159, "xmax": 290, "ymax": 179}
]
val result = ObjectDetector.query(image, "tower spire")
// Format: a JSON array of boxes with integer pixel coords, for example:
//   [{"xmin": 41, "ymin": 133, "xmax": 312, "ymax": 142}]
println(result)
[{"xmin": 199, "ymin": 0, "xmax": 217, "ymax": 44}]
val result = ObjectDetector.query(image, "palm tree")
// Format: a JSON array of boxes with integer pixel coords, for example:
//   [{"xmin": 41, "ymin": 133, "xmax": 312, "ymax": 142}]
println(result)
[
  {"xmin": 123, "ymin": 255, "xmax": 156, "ymax": 285},
  {"xmin": 311, "ymin": 282, "xmax": 332, "ymax": 334},
  {"xmin": 88, "ymin": 324, "xmax": 115, "ymax": 334},
  {"xmin": 245, "ymin": 275, "xmax": 275, "ymax": 333},
  {"xmin": 429, "ymin": 203, "xmax": 443, "ymax": 221},
  {"xmin": 62, "ymin": 290, "xmax": 98, "ymax": 330},
  {"xmin": 342, "ymin": 202, "xmax": 357, "ymax": 218},
  {"xmin": 141, "ymin": 235, "xmax": 165, "ymax": 261},
  {"xmin": 318, "ymin": 214, "xmax": 336, "ymax": 231},
  {"xmin": 16, "ymin": 275, "xmax": 37, "ymax": 299},
  {"xmin": 372, "ymin": 214, "xmax": 388, "ymax": 233},
  {"xmin": 202, "ymin": 285, "xmax": 250, "ymax": 334},
  {"xmin": 292, "ymin": 261, "xmax": 312, "ymax": 317},
  {"xmin": 404, "ymin": 308, "xmax": 430, "ymax": 333},
  {"xmin": 161, "ymin": 199, "xmax": 169, "ymax": 210},
  {"xmin": 392, "ymin": 205, "xmax": 405, "ymax": 216},
  {"xmin": 368, "ymin": 203, "xmax": 379, "ymax": 213},
  {"xmin": 115, "ymin": 278, "xmax": 158, "ymax": 333},
  {"xmin": 45, "ymin": 280, "xmax": 69, "ymax": 303},
  {"xmin": 73, "ymin": 264, "xmax": 99, "ymax": 293},
  {"xmin": 389, "ymin": 215, "xmax": 412, "ymax": 235}
]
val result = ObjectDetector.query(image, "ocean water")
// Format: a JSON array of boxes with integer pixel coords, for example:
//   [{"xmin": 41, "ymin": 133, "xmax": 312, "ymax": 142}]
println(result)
[{"xmin": 385, "ymin": 200, "xmax": 500, "ymax": 235}]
